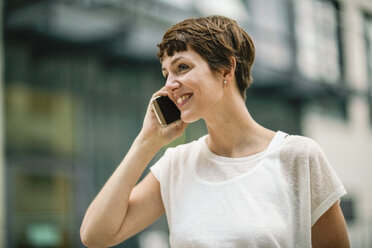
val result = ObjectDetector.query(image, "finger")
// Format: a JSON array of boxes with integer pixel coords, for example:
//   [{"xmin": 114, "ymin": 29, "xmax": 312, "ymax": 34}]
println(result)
[
  {"xmin": 179, "ymin": 121, "xmax": 189, "ymax": 130},
  {"xmin": 151, "ymin": 87, "xmax": 168, "ymax": 98},
  {"xmin": 168, "ymin": 119, "xmax": 187, "ymax": 130}
]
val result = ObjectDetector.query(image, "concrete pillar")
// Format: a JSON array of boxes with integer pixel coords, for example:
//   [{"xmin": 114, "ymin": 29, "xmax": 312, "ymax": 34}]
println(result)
[{"xmin": 0, "ymin": 0, "xmax": 5, "ymax": 246}]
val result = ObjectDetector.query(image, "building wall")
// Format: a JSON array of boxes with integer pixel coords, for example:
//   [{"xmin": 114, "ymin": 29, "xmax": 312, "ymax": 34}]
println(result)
[{"xmin": 303, "ymin": 0, "xmax": 372, "ymax": 246}]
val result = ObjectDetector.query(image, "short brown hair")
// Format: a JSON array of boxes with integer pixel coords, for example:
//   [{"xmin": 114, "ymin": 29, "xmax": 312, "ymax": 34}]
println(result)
[{"xmin": 157, "ymin": 15, "xmax": 255, "ymax": 99}]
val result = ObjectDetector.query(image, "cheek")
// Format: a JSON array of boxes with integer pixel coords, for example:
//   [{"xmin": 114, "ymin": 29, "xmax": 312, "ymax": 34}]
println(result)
[
  {"xmin": 200, "ymin": 80, "xmax": 223, "ymax": 100},
  {"xmin": 184, "ymin": 69, "xmax": 221, "ymax": 101}
]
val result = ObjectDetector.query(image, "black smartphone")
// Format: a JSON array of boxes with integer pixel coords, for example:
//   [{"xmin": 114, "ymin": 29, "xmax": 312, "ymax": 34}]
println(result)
[{"xmin": 151, "ymin": 95, "xmax": 181, "ymax": 127}]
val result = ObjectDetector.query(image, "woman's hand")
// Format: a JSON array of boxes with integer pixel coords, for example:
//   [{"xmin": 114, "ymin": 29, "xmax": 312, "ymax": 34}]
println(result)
[{"xmin": 139, "ymin": 88, "xmax": 188, "ymax": 148}]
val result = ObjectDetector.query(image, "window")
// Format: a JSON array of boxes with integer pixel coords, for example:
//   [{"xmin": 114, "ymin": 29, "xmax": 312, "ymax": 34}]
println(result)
[
  {"xmin": 294, "ymin": 0, "xmax": 342, "ymax": 84},
  {"xmin": 365, "ymin": 14, "xmax": 372, "ymax": 95},
  {"xmin": 364, "ymin": 13, "xmax": 372, "ymax": 122},
  {"xmin": 7, "ymin": 163, "xmax": 74, "ymax": 248},
  {"xmin": 248, "ymin": 0, "xmax": 292, "ymax": 71}
]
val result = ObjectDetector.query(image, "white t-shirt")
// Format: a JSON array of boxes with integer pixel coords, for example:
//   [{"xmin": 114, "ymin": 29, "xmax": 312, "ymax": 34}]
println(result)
[{"xmin": 150, "ymin": 131, "xmax": 346, "ymax": 248}]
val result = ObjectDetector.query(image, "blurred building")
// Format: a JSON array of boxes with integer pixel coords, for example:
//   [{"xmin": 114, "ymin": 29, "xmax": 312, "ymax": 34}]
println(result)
[
  {"xmin": 0, "ymin": 0, "xmax": 5, "ymax": 247},
  {"xmin": 1, "ymin": 0, "xmax": 372, "ymax": 247}
]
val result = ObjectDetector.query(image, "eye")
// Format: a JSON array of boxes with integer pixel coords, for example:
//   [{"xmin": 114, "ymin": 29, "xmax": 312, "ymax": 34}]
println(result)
[{"xmin": 178, "ymin": 64, "xmax": 189, "ymax": 72}]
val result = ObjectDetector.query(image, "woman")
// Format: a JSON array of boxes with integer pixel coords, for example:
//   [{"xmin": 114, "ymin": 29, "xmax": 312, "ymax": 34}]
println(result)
[{"xmin": 80, "ymin": 16, "xmax": 350, "ymax": 247}]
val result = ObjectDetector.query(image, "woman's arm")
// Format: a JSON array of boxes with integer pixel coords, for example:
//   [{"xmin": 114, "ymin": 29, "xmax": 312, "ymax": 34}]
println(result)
[
  {"xmin": 311, "ymin": 201, "xmax": 350, "ymax": 248},
  {"xmin": 80, "ymin": 90, "xmax": 187, "ymax": 247}
]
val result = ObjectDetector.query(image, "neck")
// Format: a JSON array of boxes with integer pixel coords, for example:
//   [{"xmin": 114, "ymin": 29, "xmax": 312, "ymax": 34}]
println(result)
[{"xmin": 203, "ymin": 94, "xmax": 275, "ymax": 158}]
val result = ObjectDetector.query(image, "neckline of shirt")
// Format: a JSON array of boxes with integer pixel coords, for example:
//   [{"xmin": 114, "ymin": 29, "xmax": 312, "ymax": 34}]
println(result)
[
  {"xmin": 193, "ymin": 131, "xmax": 289, "ymax": 185},
  {"xmin": 199, "ymin": 130, "xmax": 288, "ymax": 164}
]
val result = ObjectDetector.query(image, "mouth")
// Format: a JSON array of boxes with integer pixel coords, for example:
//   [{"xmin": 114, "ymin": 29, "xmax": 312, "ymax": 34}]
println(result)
[{"xmin": 175, "ymin": 93, "xmax": 193, "ymax": 107}]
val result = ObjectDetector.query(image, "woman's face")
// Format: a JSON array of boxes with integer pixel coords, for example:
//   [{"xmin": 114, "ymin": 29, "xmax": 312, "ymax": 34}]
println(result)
[{"xmin": 162, "ymin": 48, "xmax": 224, "ymax": 123}]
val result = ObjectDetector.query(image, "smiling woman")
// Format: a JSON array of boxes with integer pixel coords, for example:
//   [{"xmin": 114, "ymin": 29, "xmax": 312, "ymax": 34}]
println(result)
[{"xmin": 80, "ymin": 16, "xmax": 350, "ymax": 248}]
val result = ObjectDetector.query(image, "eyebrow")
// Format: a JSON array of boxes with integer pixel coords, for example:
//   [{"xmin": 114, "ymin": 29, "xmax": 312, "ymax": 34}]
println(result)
[{"xmin": 161, "ymin": 56, "xmax": 186, "ymax": 72}]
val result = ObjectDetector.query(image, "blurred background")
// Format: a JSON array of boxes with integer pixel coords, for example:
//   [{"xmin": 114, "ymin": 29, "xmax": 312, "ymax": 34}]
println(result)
[{"xmin": 0, "ymin": 0, "xmax": 372, "ymax": 247}]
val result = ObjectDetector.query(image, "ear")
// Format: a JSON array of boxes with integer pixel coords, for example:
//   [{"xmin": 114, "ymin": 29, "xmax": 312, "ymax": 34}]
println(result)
[{"xmin": 223, "ymin": 56, "xmax": 236, "ymax": 82}]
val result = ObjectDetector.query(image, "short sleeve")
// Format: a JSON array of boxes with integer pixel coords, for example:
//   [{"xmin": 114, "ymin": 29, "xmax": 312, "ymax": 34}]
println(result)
[
  {"xmin": 150, "ymin": 147, "xmax": 176, "ymax": 223},
  {"xmin": 150, "ymin": 148, "xmax": 173, "ymax": 185},
  {"xmin": 308, "ymin": 140, "xmax": 347, "ymax": 226}
]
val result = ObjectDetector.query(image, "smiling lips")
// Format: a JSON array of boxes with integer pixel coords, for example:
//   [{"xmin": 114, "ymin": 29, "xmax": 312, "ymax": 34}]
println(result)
[{"xmin": 176, "ymin": 93, "xmax": 193, "ymax": 106}]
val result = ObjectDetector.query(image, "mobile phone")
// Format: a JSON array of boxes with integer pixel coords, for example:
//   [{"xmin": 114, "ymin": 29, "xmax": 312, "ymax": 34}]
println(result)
[{"xmin": 151, "ymin": 95, "xmax": 181, "ymax": 127}]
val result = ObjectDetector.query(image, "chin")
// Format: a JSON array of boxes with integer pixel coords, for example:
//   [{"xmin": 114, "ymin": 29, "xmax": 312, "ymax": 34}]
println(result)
[{"xmin": 180, "ymin": 112, "xmax": 200, "ymax": 124}]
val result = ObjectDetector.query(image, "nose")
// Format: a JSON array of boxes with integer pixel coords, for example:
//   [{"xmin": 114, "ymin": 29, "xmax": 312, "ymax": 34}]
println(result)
[{"xmin": 164, "ymin": 76, "xmax": 181, "ymax": 92}]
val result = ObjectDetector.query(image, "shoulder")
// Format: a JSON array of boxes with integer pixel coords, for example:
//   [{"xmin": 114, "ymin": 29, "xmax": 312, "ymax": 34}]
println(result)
[
  {"xmin": 152, "ymin": 136, "xmax": 205, "ymax": 182},
  {"xmin": 279, "ymin": 135, "xmax": 330, "ymax": 173},
  {"xmin": 277, "ymin": 135, "xmax": 340, "ymax": 192},
  {"xmin": 284, "ymin": 135, "xmax": 321, "ymax": 149},
  {"xmin": 281, "ymin": 135, "xmax": 324, "ymax": 157},
  {"xmin": 162, "ymin": 135, "xmax": 206, "ymax": 159}
]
